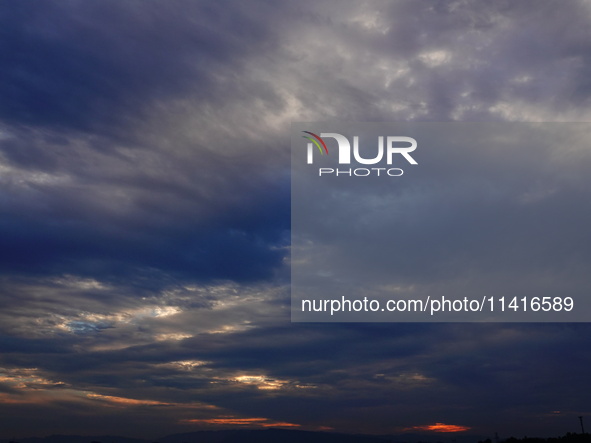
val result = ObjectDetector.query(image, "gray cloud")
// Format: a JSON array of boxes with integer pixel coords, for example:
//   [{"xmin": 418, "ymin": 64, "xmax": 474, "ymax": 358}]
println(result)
[{"xmin": 1, "ymin": 0, "xmax": 591, "ymax": 439}]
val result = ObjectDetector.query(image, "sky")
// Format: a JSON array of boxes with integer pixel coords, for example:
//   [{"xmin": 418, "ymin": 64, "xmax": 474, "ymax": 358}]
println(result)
[
  {"xmin": 1, "ymin": 0, "xmax": 591, "ymax": 439},
  {"xmin": 290, "ymin": 122, "xmax": 591, "ymax": 322}
]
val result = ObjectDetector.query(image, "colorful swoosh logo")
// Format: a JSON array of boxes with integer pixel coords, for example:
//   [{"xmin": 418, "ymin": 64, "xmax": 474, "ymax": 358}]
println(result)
[{"xmin": 302, "ymin": 131, "xmax": 328, "ymax": 155}]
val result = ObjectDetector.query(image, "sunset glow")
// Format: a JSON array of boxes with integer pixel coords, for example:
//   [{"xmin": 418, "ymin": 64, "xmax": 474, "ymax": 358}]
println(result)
[
  {"xmin": 405, "ymin": 423, "xmax": 471, "ymax": 433},
  {"xmin": 86, "ymin": 393, "xmax": 171, "ymax": 406},
  {"xmin": 181, "ymin": 417, "xmax": 300, "ymax": 428}
]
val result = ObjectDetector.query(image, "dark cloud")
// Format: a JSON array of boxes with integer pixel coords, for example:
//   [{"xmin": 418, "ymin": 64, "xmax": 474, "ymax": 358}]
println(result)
[
  {"xmin": 1, "ymin": 0, "xmax": 591, "ymax": 440},
  {"xmin": 0, "ymin": 0, "xmax": 280, "ymax": 136}
]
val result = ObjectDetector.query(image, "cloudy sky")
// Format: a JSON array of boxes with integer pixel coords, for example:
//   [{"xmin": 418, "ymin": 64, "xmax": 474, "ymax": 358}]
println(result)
[{"xmin": 1, "ymin": 0, "xmax": 591, "ymax": 440}]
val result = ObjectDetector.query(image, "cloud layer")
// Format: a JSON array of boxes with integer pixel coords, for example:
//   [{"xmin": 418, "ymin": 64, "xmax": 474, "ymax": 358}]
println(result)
[{"xmin": 1, "ymin": 0, "xmax": 591, "ymax": 439}]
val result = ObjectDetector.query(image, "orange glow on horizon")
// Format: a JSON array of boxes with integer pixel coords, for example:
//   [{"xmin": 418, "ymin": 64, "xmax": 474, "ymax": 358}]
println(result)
[
  {"xmin": 405, "ymin": 422, "xmax": 471, "ymax": 433},
  {"xmin": 181, "ymin": 417, "xmax": 300, "ymax": 428},
  {"xmin": 0, "ymin": 392, "xmax": 40, "ymax": 404},
  {"xmin": 183, "ymin": 418, "xmax": 266, "ymax": 425},
  {"xmin": 86, "ymin": 393, "xmax": 171, "ymax": 406}
]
